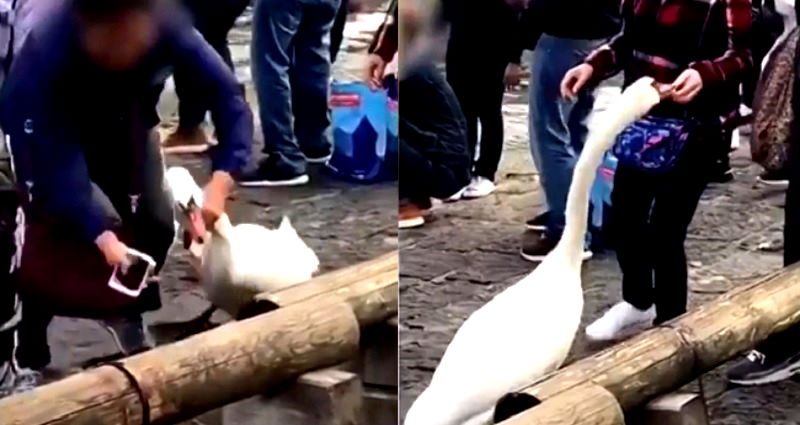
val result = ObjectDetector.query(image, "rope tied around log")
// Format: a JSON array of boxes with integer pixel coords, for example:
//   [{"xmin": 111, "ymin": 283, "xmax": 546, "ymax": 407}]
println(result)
[{"xmin": 102, "ymin": 361, "xmax": 151, "ymax": 425}]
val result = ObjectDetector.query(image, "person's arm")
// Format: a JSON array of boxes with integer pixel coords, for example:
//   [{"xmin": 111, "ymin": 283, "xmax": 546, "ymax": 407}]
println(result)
[
  {"xmin": 369, "ymin": 0, "xmax": 398, "ymax": 62},
  {"xmin": 165, "ymin": 15, "xmax": 252, "ymax": 221},
  {"xmin": 688, "ymin": 0, "xmax": 753, "ymax": 88},
  {"xmin": 167, "ymin": 17, "xmax": 253, "ymax": 179},
  {"xmin": 0, "ymin": 33, "xmax": 108, "ymax": 244},
  {"xmin": 583, "ymin": 0, "xmax": 633, "ymax": 84}
]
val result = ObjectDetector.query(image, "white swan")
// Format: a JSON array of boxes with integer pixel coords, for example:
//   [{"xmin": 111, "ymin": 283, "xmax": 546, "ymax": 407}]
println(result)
[
  {"xmin": 402, "ymin": 77, "xmax": 663, "ymax": 425},
  {"xmin": 165, "ymin": 167, "xmax": 320, "ymax": 319}
]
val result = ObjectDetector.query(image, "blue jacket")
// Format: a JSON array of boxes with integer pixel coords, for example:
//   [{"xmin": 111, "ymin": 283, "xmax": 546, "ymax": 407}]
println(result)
[{"xmin": 0, "ymin": 3, "xmax": 253, "ymax": 242}]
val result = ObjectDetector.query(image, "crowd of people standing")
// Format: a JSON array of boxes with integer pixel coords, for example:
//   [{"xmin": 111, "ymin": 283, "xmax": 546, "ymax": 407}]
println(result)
[
  {"xmin": 399, "ymin": 0, "xmax": 800, "ymax": 388},
  {"xmin": 0, "ymin": 0, "xmax": 394, "ymax": 397}
]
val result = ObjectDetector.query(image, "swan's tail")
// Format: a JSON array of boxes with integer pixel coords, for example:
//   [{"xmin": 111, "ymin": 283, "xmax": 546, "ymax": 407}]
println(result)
[{"xmin": 557, "ymin": 77, "xmax": 661, "ymax": 264}]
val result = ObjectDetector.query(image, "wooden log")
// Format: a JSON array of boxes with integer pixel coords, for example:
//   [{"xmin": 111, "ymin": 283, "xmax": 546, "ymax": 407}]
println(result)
[
  {"xmin": 501, "ymin": 383, "xmax": 624, "ymax": 425},
  {"xmin": 252, "ymin": 264, "xmax": 398, "ymax": 329},
  {"xmin": 498, "ymin": 264, "xmax": 800, "ymax": 422},
  {"xmin": 222, "ymin": 368, "xmax": 363, "ymax": 425},
  {"xmin": 0, "ymin": 301, "xmax": 360, "ymax": 425},
  {"xmin": 255, "ymin": 251, "xmax": 398, "ymax": 309}
]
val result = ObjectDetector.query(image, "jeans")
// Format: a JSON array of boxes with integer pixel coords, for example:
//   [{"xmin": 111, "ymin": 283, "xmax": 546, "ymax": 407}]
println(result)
[
  {"xmin": 613, "ymin": 124, "xmax": 716, "ymax": 324},
  {"xmin": 529, "ymin": 35, "xmax": 606, "ymax": 241},
  {"xmin": 251, "ymin": 0, "xmax": 340, "ymax": 175},
  {"xmin": 174, "ymin": 0, "xmax": 250, "ymax": 129}
]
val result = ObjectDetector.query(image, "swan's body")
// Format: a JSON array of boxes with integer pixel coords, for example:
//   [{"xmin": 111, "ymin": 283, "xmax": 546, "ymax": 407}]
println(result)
[
  {"xmin": 403, "ymin": 78, "xmax": 662, "ymax": 425},
  {"xmin": 165, "ymin": 167, "xmax": 319, "ymax": 318}
]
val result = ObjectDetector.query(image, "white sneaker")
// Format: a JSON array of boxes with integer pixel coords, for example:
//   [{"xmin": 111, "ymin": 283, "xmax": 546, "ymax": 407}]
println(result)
[
  {"xmin": 463, "ymin": 177, "xmax": 496, "ymax": 199},
  {"xmin": 585, "ymin": 302, "xmax": 656, "ymax": 341}
]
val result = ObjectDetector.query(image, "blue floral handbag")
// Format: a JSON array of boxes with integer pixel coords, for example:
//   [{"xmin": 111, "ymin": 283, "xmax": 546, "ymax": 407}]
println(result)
[{"xmin": 612, "ymin": 115, "xmax": 695, "ymax": 174}]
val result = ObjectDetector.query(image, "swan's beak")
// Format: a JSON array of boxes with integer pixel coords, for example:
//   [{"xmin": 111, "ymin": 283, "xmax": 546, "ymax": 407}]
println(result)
[{"xmin": 651, "ymin": 81, "xmax": 675, "ymax": 100}]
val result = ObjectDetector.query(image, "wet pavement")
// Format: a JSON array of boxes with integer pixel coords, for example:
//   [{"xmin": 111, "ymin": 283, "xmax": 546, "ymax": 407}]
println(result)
[
  {"xmin": 398, "ymin": 70, "xmax": 800, "ymax": 423},
  {"xmin": 39, "ymin": 4, "xmax": 396, "ymax": 424}
]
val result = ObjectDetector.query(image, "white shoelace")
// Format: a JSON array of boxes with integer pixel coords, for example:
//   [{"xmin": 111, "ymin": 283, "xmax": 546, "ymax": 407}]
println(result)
[{"xmin": 747, "ymin": 350, "xmax": 767, "ymax": 364}]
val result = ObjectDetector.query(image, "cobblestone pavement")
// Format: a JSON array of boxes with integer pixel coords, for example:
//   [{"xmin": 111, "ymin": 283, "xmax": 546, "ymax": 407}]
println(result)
[
  {"xmin": 39, "ymin": 5, "xmax": 396, "ymax": 424},
  {"xmin": 399, "ymin": 74, "xmax": 800, "ymax": 423}
]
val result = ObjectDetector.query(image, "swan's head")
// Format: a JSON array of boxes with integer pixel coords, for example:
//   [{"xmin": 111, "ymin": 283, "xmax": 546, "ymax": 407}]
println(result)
[
  {"xmin": 165, "ymin": 166, "xmax": 206, "ymax": 248},
  {"xmin": 165, "ymin": 167, "xmax": 204, "ymax": 211}
]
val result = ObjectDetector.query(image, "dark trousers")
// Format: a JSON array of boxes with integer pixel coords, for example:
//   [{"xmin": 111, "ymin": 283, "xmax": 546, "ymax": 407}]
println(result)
[
  {"xmin": 330, "ymin": 0, "xmax": 349, "ymax": 63},
  {"xmin": 399, "ymin": 63, "xmax": 471, "ymax": 204},
  {"xmin": 754, "ymin": 144, "xmax": 800, "ymax": 357},
  {"xmin": 445, "ymin": 56, "xmax": 506, "ymax": 181},
  {"xmin": 15, "ymin": 132, "xmax": 174, "ymax": 370},
  {"xmin": 0, "ymin": 191, "xmax": 19, "ymax": 365},
  {"xmin": 173, "ymin": 0, "xmax": 250, "ymax": 128},
  {"xmin": 612, "ymin": 125, "xmax": 716, "ymax": 324}
]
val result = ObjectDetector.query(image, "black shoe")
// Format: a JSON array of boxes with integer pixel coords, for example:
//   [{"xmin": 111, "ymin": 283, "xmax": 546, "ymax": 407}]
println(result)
[
  {"xmin": 520, "ymin": 233, "xmax": 592, "ymax": 262},
  {"xmin": 757, "ymin": 169, "xmax": 790, "ymax": 187},
  {"xmin": 525, "ymin": 211, "xmax": 550, "ymax": 231},
  {"xmin": 726, "ymin": 350, "xmax": 800, "ymax": 386},
  {"xmin": 239, "ymin": 158, "xmax": 309, "ymax": 187}
]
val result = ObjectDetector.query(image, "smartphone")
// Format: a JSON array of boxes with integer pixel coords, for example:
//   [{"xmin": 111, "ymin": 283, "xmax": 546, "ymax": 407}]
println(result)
[{"xmin": 108, "ymin": 248, "xmax": 156, "ymax": 298}]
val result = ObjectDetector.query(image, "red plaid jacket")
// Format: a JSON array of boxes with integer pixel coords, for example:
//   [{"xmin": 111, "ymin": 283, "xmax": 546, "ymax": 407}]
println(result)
[{"xmin": 585, "ymin": 0, "xmax": 753, "ymax": 118}]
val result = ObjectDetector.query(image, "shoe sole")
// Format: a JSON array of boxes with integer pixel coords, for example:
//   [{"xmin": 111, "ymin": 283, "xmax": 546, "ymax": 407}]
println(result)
[
  {"xmin": 728, "ymin": 357, "xmax": 800, "ymax": 386},
  {"xmin": 306, "ymin": 155, "xmax": 332, "ymax": 164},
  {"xmin": 239, "ymin": 175, "xmax": 310, "ymax": 187},
  {"xmin": 525, "ymin": 224, "xmax": 547, "ymax": 231},
  {"xmin": 520, "ymin": 249, "xmax": 593, "ymax": 262},
  {"xmin": 162, "ymin": 144, "xmax": 210, "ymax": 154},
  {"xmin": 399, "ymin": 217, "xmax": 425, "ymax": 229},
  {"xmin": 757, "ymin": 177, "xmax": 790, "ymax": 187},
  {"xmin": 585, "ymin": 321, "xmax": 652, "ymax": 343},
  {"xmin": 462, "ymin": 191, "xmax": 495, "ymax": 199}
]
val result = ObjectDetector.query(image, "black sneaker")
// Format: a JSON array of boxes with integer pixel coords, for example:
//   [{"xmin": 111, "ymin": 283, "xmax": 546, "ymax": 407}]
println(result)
[
  {"xmin": 520, "ymin": 233, "xmax": 592, "ymax": 262},
  {"xmin": 757, "ymin": 169, "xmax": 790, "ymax": 187},
  {"xmin": 525, "ymin": 211, "xmax": 550, "ymax": 231},
  {"xmin": 239, "ymin": 159, "xmax": 309, "ymax": 187},
  {"xmin": 726, "ymin": 350, "xmax": 800, "ymax": 386}
]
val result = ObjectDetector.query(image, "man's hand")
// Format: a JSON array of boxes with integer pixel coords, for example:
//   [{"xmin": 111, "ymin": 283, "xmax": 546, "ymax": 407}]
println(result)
[
  {"xmin": 202, "ymin": 171, "xmax": 233, "ymax": 227},
  {"xmin": 504, "ymin": 63, "xmax": 526, "ymax": 90},
  {"xmin": 366, "ymin": 54, "xmax": 387, "ymax": 90},
  {"xmin": 95, "ymin": 231, "xmax": 128, "ymax": 266},
  {"xmin": 560, "ymin": 63, "xmax": 594, "ymax": 100},
  {"xmin": 670, "ymin": 69, "xmax": 703, "ymax": 104}
]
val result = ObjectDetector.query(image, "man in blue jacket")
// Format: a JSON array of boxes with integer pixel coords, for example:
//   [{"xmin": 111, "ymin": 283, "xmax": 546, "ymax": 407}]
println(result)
[{"xmin": 0, "ymin": 0, "xmax": 253, "ymax": 394}]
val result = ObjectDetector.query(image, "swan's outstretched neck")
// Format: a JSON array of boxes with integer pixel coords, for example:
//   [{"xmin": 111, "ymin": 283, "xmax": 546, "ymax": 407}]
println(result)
[{"xmin": 557, "ymin": 78, "xmax": 662, "ymax": 264}]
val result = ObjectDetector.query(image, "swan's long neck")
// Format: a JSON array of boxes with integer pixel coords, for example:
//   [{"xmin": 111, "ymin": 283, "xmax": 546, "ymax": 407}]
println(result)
[{"xmin": 556, "ymin": 80, "xmax": 662, "ymax": 265}]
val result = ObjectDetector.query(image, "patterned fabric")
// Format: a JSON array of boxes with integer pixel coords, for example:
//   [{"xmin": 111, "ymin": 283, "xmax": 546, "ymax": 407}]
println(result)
[
  {"xmin": 752, "ymin": 26, "xmax": 799, "ymax": 172},
  {"xmin": 613, "ymin": 115, "xmax": 694, "ymax": 173},
  {"xmin": 585, "ymin": 0, "xmax": 752, "ymax": 116}
]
